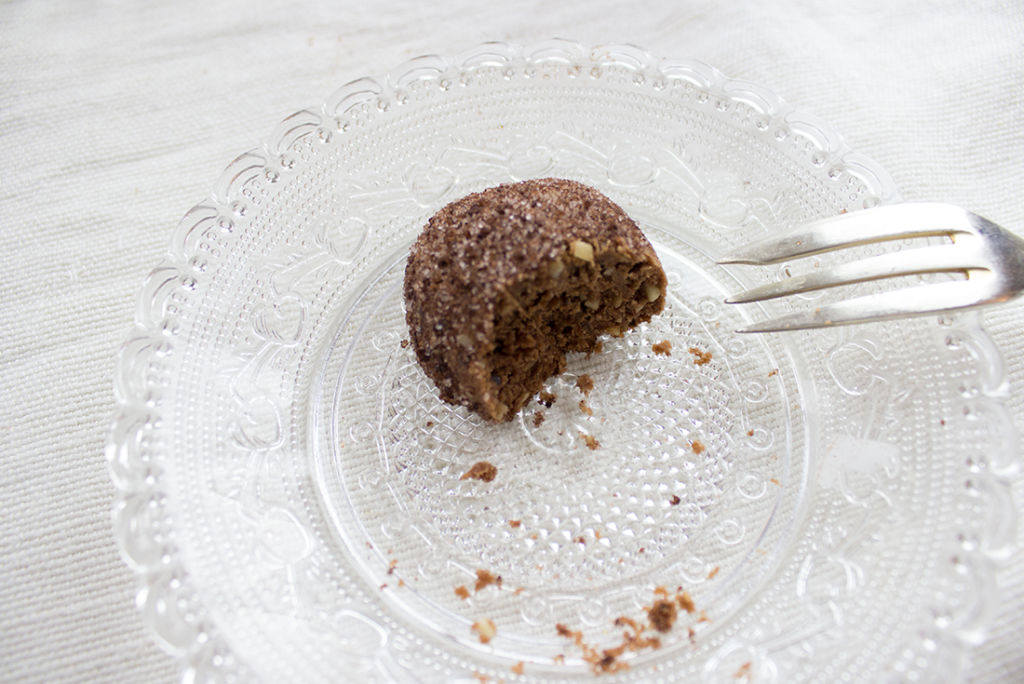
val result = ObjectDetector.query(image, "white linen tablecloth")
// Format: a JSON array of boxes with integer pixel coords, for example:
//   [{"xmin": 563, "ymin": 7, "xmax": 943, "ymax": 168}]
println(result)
[{"xmin": 2, "ymin": 1, "xmax": 1021, "ymax": 681}]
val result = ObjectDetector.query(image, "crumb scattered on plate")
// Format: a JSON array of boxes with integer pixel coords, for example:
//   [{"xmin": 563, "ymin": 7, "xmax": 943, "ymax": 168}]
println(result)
[
  {"xmin": 509, "ymin": 519, "xmax": 521, "ymax": 528},
  {"xmin": 652, "ymin": 340, "xmax": 672, "ymax": 356},
  {"xmin": 707, "ymin": 566, "xmax": 720, "ymax": 579},
  {"xmin": 538, "ymin": 390, "xmax": 557, "ymax": 408},
  {"xmin": 579, "ymin": 432, "xmax": 600, "ymax": 450},
  {"xmin": 691, "ymin": 440, "xmax": 705, "ymax": 455},
  {"xmin": 576, "ymin": 373, "xmax": 594, "ymax": 396},
  {"xmin": 532, "ymin": 412, "xmax": 545, "ymax": 427},
  {"xmin": 472, "ymin": 618, "xmax": 497, "ymax": 644},
  {"xmin": 511, "ymin": 661, "xmax": 525, "ymax": 675},
  {"xmin": 669, "ymin": 494, "xmax": 680, "ymax": 505},
  {"xmin": 688, "ymin": 346, "xmax": 712, "ymax": 365},
  {"xmin": 647, "ymin": 599, "xmax": 678, "ymax": 632},
  {"xmin": 474, "ymin": 569, "xmax": 502, "ymax": 592},
  {"xmin": 461, "ymin": 461, "xmax": 497, "ymax": 482},
  {"xmin": 454, "ymin": 585, "xmax": 470, "ymax": 600},
  {"xmin": 579, "ymin": 399, "xmax": 593, "ymax": 416},
  {"xmin": 555, "ymin": 586, "xmax": 700, "ymax": 675}
]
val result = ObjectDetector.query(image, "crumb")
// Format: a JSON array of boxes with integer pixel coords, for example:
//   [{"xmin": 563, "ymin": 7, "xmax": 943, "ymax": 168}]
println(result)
[
  {"xmin": 365, "ymin": 541, "xmax": 373, "ymax": 549},
  {"xmin": 596, "ymin": 653, "xmax": 624, "ymax": 674},
  {"xmin": 747, "ymin": 429, "xmax": 755, "ymax": 436},
  {"xmin": 638, "ymin": 547, "xmax": 644, "ymax": 553},
  {"xmin": 652, "ymin": 340, "xmax": 672, "ymax": 356},
  {"xmin": 472, "ymin": 618, "xmax": 497, "ymax": 644},
  {"xmin": 532, "ymin": 412, "xmax": 545, "ymax": 427},
  {"xmin": 509, "ymin": 519, "xmax": 521, "ymax": 528},
  {"xmin": 579, "ymin": 432, "xmax": 600, "ymax": 450},
  {"xmin": 474, "ymin": 569, "xmax": 502, "ymax": 592},
  {"xmin": 472, "ymin": 673, "xmax": 489, "ymax": 683},
  {"xmin": 554, "ymin": 624, "xmax": 631, "ymax": 675},
  {"xmin": 688, "ymin": 626, "xmax": 696, "ymax": 643},
  {"xmin": 768, "ymin": 368, "xmax": 778, "ymax": 377},
  {"xmin": 734, "ymin": 661, "xmax": 752, "ymax": 679},
  {"xmin": 594, "ymin": 530, "xmax": 601, "ymax": 539},
  {"xmin": 461, "ymin": 461, "xmax": 498, "ymax": 482},
  {"xmin": 691, "ymin": 440, "xmax": 705, "ymax": 455},
  {"xmin": 511, "ymin": 661, "xmax": 524, "ymax": 675},
  {"xmin": 513, "ymin": 586, "xmax": 525, "ymax": 595},
  {"xmin": 576, "ymin": 374, "xmax": 594, "ymax": 396},
  {"xmin": 400, "ymin": 339, "xmax": 409, "ymax": 348},
  {"xmin": 575, "ymin": 536, "xmax": 586, "ymax": 544},
  {"xmin": 677, "ymin": 591, "xmax": 695, "ymax": 613},
  {"xmin": 555, "ymin": 586, "xmax": 685, "ymax": 675},
  {"xmin": 669, "ymin": 494, "xmax": 680, "ymax": 506},
  {"xmin": 538, "ymin": 390, "xmax": 557, "ymax": 408},
  {"xmin": 553, "ymin": 655, "xmax": 565, "ymax": 665},
  {"xmin": 397, "ymin": 579, "xmax": 405, "ymax": 587},
  {"xmin": 578, "ymin": 400, "xmax": 593, "ymax": 416},
  {"xmin": 648, "ymin": 600, "xmax": 678, "ymax": 632},
  {"xmin": 784, "ymin": 267, "xmax": 792, "ymax": 277},
  {"xmin": 769, "ymin": 477, "xmax": 780, "ymax": 486},
  {"xmin": 940, "ymin": 418, "xmax": 946, "ymax": 426},
  {"xmin": 688, "ymin": 347, "xmax": 712, "ymax": 366},
  {"xmin": 379, "ymin": 583, "xmax": 388, "ymax": 590},
  {"xmin": 697, "ymin": 610, "xmax": 710, "ymax": 623},
  {"xmin": 426, "ymin": 420, "xmax": 434, "ymax": 427},
  {"xmin": 613, "ymin": 616, "xmax": 640, "ymax": 630},
  {"xmin": 707, "ymin": 566, "xmax": 720, "ymax": 580},
  {"xmin": 455, "ymin": 585, "xmax": 470, "ymax": 600},
  {"xmin": 387, "ymin": 559, "xmax": 397, "ymax": 575},
  {"xmin": 840, "ymin": 208, "xmax": 848, "ymax": 214}
]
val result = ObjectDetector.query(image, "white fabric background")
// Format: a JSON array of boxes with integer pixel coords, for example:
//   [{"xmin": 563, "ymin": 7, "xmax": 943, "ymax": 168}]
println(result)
[{"xmin": 1, "ymin": 0, "xmax": 1021, "ymax": 681}]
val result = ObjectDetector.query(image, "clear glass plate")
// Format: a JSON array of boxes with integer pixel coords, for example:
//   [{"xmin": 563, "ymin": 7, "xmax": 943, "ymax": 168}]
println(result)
[{"xmin": 109, "ymin": 40, "xmax": 1017, "ymax": 683}]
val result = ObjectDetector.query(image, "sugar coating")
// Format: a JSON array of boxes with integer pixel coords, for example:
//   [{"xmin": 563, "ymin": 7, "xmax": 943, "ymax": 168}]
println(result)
[{"xmin": 404, "ymin": 178, "xmax": 666, "ymax": 422}]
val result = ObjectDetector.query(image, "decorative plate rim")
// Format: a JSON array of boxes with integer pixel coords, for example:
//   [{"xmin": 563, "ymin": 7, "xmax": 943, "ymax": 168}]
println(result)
[{"xmin": 106, "ymin": 38, "xmax": 1016, "ymax": 682}]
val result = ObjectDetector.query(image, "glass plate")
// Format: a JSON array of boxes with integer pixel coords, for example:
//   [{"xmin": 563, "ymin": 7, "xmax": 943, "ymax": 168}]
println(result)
[{"xmin": 109, "ymin": 40, "xmax": 1017, "ymax": 683}]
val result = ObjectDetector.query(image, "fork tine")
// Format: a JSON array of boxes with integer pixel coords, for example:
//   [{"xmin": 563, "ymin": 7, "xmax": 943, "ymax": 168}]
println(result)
[
  {"xmin": 724, "ymin": 243, "xmax": 985, "ymax": 304},
  {"xmin": 735, "ymin": 277, "xmax": 1001, "ymax": 333},
  {"xmin": 718, "ymin": 203, "xmax": 975, "ymax": 265}
]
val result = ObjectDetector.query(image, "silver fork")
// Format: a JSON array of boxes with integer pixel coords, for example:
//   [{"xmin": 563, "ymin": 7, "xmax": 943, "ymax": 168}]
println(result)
[{"xmin": 717, "ymin": 203, "xmax": 1024, "ymax": 333}]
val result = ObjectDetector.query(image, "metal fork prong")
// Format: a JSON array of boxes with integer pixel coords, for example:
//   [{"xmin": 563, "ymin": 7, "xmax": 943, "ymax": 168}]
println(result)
[
  {"xmin": 724, "ymin": 243, "xmax": 984, "ymax": 304},
  {"xmin": 735, "ymin": 278, "xmax": 1000, "ymax": 333},
  {"xmin": 718, "ymin": 203, "xmax": 975, "ymax": 266}
]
